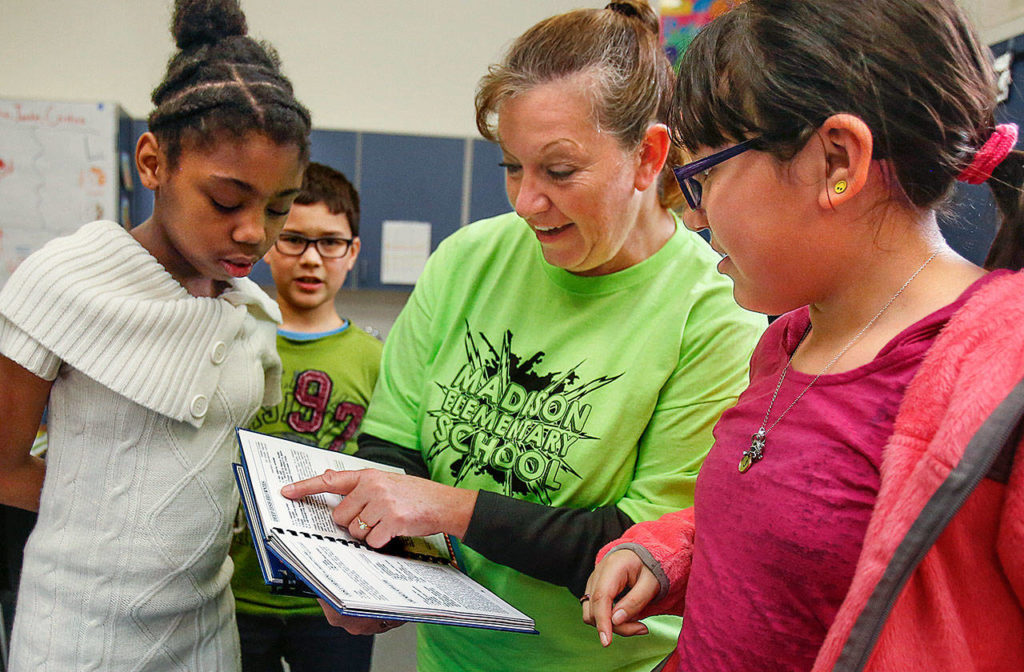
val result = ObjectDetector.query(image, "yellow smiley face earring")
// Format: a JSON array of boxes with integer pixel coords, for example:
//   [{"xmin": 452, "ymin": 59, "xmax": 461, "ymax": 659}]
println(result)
[{"xmin": 834, "ymin": 180, "xmax": 848, "ymax": 194}]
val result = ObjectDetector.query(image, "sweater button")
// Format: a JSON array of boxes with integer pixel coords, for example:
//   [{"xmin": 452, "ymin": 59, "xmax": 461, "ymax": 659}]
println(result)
[
  {"xmin": 190, "ymin": 394, "xmax": 209, "ymax": 418},
  {"xmin": 210, "ymin": 341, "xmax": 227, "ymax": 364}
]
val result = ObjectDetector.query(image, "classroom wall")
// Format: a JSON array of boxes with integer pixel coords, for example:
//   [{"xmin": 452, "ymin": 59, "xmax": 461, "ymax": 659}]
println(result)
[
  {"xmin": 966, "ymin": 0, "xmax": 1024, "ymax": 45},
  {"xmin": 0, "ymin": 0, "xmax": 583, "ymax": 138},
  {"xmin": 0, "ymin": 1, "xmax": 1013, "ymax": 139},
  {"xmin": 1, "ymin": 0, "xmax": 1018, "ymax": 324}
]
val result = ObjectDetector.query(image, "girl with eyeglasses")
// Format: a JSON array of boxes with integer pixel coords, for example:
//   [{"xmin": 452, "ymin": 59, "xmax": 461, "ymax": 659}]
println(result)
[
  {"xmin": 0, "ymin": 0, "xmax": 310, "ymax": 668},
  {"xmin": 584, "ymin": 1, "xmax": 1024, "ymax": 670}
]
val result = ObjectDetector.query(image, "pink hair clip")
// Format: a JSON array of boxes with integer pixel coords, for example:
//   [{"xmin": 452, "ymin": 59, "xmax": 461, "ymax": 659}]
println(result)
[{"xmin": 956, "ymin": 123, "xmax": 1018, "ymax": 185}]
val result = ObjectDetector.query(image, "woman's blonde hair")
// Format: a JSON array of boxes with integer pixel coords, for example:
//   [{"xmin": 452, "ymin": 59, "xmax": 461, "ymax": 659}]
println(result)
[{"xmin": 475, "ymin": 1, "xmax": 684, "ymax": 210}]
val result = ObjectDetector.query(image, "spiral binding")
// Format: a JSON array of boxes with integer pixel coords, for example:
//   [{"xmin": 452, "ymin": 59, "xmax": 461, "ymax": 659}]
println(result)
[{"xmin": 273, "ymin": 527, "xmax": 453, "ymax": 566}]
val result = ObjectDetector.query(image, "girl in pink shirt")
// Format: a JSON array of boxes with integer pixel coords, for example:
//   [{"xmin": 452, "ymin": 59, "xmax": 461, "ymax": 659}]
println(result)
[{"xmin": 583, "ymin": 1, "xmax": 1024, "ymax": 670}]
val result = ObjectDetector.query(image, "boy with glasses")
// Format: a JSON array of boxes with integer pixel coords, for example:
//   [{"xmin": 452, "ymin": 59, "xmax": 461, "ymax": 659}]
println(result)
[{"xmin": 231, "ymin": 162, "xmax": 382, "ymax": 672}]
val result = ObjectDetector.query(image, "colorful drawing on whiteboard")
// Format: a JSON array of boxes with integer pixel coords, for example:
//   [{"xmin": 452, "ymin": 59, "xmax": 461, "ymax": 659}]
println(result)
[
  {"xmin": 80, "ymin": 166, "xmax": 108, "ymax": 192},
  {"xmin": 660, "ymin": 0, "xmax": 736, "ymax": 70},
  {"xmin": 0, "ymin": 99, "xmax": 119, "ymax": 287}
]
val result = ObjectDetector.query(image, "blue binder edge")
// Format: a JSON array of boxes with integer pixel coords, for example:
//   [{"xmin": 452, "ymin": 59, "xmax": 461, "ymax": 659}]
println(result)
[{"xmin": 231, "ymin": 427, "xmax": 538, "ymax": 634}]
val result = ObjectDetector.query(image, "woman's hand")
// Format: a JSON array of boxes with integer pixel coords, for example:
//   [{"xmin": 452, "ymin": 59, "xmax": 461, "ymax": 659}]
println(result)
[
  {"xmin": 281, "ymin": 468, "xmax": 478, "ymax": 547},
  {"xmin": 316, "ymin": 599, "xmax": 405, "ymax": 635},
  {"xmin": 582, "ymin": 548, "xmax": 660, "ymax": 647}
]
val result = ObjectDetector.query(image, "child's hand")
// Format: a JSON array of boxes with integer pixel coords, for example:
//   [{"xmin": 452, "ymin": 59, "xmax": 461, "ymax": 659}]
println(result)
[{"xmin": 581, "ymin": 548, "xmax": 660, "ymax": 647}]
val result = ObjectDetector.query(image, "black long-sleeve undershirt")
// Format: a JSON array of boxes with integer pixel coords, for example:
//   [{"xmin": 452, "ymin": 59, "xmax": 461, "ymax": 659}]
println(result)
[{"xmin": 355, "ymin": 433, "xmax": 634, "ymax": 597}]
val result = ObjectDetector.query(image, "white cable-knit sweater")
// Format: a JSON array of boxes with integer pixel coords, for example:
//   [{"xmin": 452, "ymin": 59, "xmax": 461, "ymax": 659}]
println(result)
[{"xmin": 0, "ymin": 221, "xmax": 282, "ymax": 671}]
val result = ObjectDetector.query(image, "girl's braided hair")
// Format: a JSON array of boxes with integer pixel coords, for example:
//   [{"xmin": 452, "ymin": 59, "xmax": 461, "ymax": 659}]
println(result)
[{"xmin": 148, "ymin": 0, "xmax": 311, "ymax": 167}]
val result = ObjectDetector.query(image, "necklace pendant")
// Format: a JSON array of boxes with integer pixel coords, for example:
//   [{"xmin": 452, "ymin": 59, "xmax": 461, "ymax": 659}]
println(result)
[
  {"xmin": 739, "ymin": 429, "xmax": 766, "ymax": 473},
  {"xmin": 738, "ymin": 453, "xmax": 753, "ymax": 472}
]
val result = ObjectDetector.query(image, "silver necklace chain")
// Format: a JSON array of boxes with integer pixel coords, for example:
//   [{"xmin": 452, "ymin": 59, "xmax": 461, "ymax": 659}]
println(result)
[{"xmin": 739, "ymin": 252, "xmax": 938, "ymax": 473}]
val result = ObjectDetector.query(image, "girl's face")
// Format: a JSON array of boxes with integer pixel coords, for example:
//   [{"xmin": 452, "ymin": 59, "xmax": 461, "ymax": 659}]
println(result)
[
  {"xmin": 139, "ymin": 131, "xmax": 304, "ymax": 292},
  {"xmin": 684, "ymin": 139, "xmax": 834, "ymax": 314},
  {"xmin": 496, "ymin": 80, "xmax": 657, "ymax": 276}
]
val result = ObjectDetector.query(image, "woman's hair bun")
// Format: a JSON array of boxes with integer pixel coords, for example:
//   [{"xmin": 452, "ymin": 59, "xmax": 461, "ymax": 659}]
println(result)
[
  {"xmin": 172, "ymin": 0, "xmax": 248, "ymax": 51},
  {"xmin": 605, "ymin": 1, "xmax": 659, "ymax": 35}
]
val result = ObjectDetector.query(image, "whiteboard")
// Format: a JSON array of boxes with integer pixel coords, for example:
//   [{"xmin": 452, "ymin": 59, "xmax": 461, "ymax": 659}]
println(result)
[{"xmin": 0, "ymin": 98, "xmax": 122, "ymax": 287}]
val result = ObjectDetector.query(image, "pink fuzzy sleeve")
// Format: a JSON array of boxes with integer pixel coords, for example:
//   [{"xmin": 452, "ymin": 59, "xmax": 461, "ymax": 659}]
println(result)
[
  {"xmin": 596, "ymin": 507, "xmax": 696, "ymax": 617},
  {"xmin": 998, "ymin": 436, "xmax": 1024, "ymax": 608}
]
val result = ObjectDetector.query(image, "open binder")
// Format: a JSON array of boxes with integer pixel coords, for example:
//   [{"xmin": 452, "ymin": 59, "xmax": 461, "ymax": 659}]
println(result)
[{"xmin": 233, "ymin": 428, "xmax": 537, "ymax": 633}]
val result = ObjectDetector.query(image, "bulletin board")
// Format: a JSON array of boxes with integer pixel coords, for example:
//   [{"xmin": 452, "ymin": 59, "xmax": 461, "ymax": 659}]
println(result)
[{"xmin": 660, "ymin": 1, "xmax": 735, "ymax": 70}]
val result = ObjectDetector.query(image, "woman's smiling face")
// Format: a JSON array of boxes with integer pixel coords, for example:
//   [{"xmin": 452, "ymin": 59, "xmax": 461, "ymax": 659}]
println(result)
[{"xmin": 497, "ymin": 79, "xmax": 654, "ymax": 276}]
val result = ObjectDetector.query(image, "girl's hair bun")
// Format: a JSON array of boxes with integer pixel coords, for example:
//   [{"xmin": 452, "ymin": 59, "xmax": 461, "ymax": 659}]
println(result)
[
  {"xmin": 605, "ymin": 1, "xmax": 660, "ymax": 35},
  {"xmin": 172, "ymin": 0, "xmax": 248, "ymax": 51}
]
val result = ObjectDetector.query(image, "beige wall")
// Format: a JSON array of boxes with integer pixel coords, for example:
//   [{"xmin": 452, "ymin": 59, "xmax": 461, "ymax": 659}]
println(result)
[
  {"xmin": 0, "ymin": 0, "xmax": 583, "ymax": 137},
  {"xmin": 0, "ymin": 2, "xmax": 1014, "ymax": 138},
  {"xmin": 963, "ymin": 0, "xmax": 1024, "ymax": 44}
]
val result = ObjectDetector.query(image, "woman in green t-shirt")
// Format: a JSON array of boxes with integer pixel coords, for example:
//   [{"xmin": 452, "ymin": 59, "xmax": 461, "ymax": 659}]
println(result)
[{"xmin": 282, "ymin": 3, "xmax": 764, "ymax": 671}]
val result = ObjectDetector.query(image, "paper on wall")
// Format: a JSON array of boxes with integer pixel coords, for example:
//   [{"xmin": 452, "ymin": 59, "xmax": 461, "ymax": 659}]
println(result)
[{"xmin": 381, "ymin": 220, "xmax": 431, "ymax": 285}]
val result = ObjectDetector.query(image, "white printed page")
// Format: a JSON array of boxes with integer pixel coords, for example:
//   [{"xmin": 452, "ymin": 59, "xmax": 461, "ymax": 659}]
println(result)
[
  {"xmin": 278, "ymin": 535, "xmax": 533, "ymax": 628},
  {"xmin": 238, "ymin": 429, "xmax": 401, "ymax": 538}
]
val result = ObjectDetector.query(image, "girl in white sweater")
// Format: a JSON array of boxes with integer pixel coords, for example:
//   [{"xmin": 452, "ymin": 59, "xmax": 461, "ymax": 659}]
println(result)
[{"xmin": 0, "ymin": 1, "xmax": 310, "ymax": 669}]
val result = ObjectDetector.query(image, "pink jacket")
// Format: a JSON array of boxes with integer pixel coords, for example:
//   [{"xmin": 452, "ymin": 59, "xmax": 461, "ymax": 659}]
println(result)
[{"xmin": 600, "ymin": 270, "xmax": 1024, "ymax": 671}]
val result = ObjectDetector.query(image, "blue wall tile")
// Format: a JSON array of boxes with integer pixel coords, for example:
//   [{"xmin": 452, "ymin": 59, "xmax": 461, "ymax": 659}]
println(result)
[
  {"xmin": 469, "ymin": 139, "xmax": 511, "ymax": 223},
  {"xmin": 358, "ymin": 133, "xmax": 465, "ymax": 289}
]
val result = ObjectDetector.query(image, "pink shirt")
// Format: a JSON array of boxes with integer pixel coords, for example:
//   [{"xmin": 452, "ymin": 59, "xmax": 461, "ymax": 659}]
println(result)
[{"xmin": 676, "ymin": 279, "xmax": 988, "ymax": 672}]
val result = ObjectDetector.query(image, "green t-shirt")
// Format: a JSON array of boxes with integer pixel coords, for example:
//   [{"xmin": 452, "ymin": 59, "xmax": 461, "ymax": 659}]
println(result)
[
  {"xmin": 232, "ymin": 322, "xmax": 383, "ymax": 616},
  {"xmin": 360, "ymin": 212, "xmax": 765, "ymax": 672}
]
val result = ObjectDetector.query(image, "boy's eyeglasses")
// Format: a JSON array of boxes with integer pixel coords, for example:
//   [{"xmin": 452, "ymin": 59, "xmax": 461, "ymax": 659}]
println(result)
[
  {"xmin": 673, "ymin": 138, "xmax": 759, "ymax": 211},
  {"xmin": 274, "ymin": 233, "xmax": 354, "ymax": 258}
]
